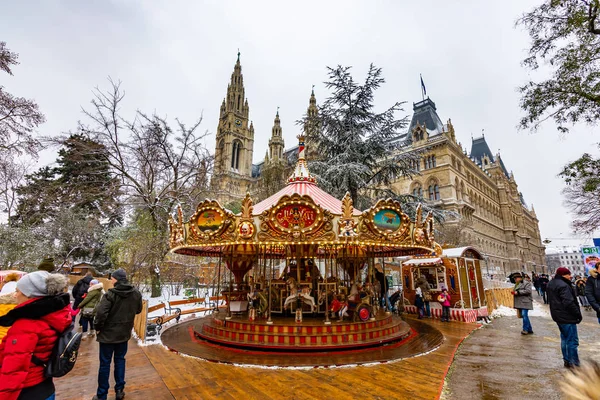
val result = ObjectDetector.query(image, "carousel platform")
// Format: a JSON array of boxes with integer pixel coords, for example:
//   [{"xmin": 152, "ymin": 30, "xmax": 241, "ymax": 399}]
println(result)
[
  {"xmin": 161, "ymin": 314, "xmax": 445, "ymax": 367},
  {"xmin": 194, "ymin": 312, "xmax": 412, "ymax": 351}
]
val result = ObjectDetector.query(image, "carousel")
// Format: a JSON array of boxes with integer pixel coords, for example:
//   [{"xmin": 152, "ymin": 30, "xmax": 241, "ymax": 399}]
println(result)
[{"xmin": 164, "ymin": 134, "xmax": 444, "ymax": 358}]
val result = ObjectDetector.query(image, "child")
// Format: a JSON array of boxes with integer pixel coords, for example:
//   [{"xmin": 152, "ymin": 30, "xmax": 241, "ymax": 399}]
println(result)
[{"xmin": 439, "ymin": 288, "xmax": 451, "ymax": 322}]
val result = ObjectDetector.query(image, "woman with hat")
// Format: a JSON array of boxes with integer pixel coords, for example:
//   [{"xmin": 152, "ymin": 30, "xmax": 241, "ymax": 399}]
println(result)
[
  {"xmin": 512, "ymin": 272, "xmax": 534, "ymax": 335},
  {"xmin": 78, "ymin": 279, "xmax": 104, "ymax": 339},
  {"xmin": 0, "ymin": 271, "xmax": 71, "ymax": 399}
]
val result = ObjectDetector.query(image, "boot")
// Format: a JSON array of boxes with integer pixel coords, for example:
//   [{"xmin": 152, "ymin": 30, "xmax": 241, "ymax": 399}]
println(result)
[{"xmin": 116, "ymin": 389, "xmax": 125, "ymax": 400}]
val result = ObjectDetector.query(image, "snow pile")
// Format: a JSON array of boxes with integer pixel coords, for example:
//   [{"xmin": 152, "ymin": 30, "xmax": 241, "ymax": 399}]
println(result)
[
  {"xmin": 491, "ymin": 305, "xmax": 515, "ymax": 318},
  {"xmin": 529, "ymin": 301, "xmax": 549, "ymax": 317}
]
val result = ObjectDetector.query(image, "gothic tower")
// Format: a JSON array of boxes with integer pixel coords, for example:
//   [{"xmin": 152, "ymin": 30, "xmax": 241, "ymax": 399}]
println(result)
[
  {"xmin": 268, "ymin": 109, "xmax": 285, "ymax": 164},
  {"xmin": 212, "ymin": 52, "xmax": 256, "ymax": 203},
  {"xmin": 304, "ymin": 87, "xmax": 319, "ymax": 161}
]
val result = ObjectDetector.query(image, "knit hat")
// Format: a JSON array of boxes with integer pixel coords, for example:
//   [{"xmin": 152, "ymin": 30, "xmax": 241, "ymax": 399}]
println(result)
[
  {"xmin": 556, "ymin": 267, "xmax": 572, "ymax": 277},
  {"xmin": 37, "ymin": 257, "xmax": 55, "ymax": 272},
  {"xmin": 16, "ymin": 271, "xmax": 49, "ymax": 297},
  {"xmin": 90, "ymin": 279, "xmax": 99, "ymax": 285},
  {"xmin": 112, "ymin": 268, "xmax": 127, "ymax": 281}
]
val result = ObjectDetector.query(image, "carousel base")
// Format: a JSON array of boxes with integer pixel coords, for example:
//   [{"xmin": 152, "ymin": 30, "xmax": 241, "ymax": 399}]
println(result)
[
  {"xmin": 160, "ymin": 314, "xmax": 444, "ymax": 367},
  {"xmin": 194, "ymin": 312, "xmax": 411, "ymax": 351}
]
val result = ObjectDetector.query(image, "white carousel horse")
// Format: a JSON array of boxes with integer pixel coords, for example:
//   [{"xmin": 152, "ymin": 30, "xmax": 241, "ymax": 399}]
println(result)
[{"xmin": 283, "ymin": 277, "xmax": 316, "ymax": 312}]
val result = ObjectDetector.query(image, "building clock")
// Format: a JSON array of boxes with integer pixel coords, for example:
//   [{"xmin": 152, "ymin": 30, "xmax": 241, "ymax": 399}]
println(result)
[{"xmin": 235, "ymin": 119, "xmax": 242, "ymax": 127}]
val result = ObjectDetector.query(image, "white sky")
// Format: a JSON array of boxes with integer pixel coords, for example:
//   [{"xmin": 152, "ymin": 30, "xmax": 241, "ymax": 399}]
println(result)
[{"xmin": 2, "ymin": 0, "xmax": 597, "ymax": 247}]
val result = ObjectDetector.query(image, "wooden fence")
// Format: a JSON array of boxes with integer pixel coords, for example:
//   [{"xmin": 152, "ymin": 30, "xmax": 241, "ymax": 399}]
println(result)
[
  {"xmin": 133, "ymin": 300, "xmax": 149, "ymax": 342},
  {"xmin": 484, "ymin": 288, "xmax": 513, "ymax": 315}
]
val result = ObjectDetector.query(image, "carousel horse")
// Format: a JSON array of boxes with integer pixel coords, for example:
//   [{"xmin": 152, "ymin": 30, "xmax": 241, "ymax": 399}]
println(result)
[
  {"xmin": 283, "ymin": 277, "xmax": 316, "ymax": 312},
  {"xmin": 256, "ymin": 285, "xmax": 280, "ymax": 316}
]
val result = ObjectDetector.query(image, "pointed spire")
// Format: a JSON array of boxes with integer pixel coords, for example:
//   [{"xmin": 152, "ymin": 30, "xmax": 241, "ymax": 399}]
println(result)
[{"xmin": 287, "ymin": 134, "xmax": 317, "ymax": 185}]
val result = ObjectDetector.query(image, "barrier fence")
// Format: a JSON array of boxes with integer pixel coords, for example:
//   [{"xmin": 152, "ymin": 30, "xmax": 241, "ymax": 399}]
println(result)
[
  {"xmin": 484, "ymin": 288, "xmax": 513, "ymax": 315},
  {"xmin": 133, "ymin": 300, "xmax": 149, "ymax": 341}
]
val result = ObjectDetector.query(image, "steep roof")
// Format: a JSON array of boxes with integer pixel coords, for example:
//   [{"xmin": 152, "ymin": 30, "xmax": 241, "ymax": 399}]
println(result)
[{"xmin": 469, "ymin": 136, "xmax": 510, "ymax": 178}]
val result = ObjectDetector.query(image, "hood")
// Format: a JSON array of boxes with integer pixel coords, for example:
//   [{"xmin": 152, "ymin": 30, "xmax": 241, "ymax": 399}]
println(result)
[
  {"xmin": 0, "ymin": 293, "xmax": 71, "ymax": 328},
  {"xmin": 0, "ymin": 292, "xmax": 17, "ymax": 305},
  {"xmin": 590, "ymin": 268, "xmax": 598, "ymax": 278},
  {"xmin": 88, "ymin": 282, "xmax": 104, "ymax": 292},
  {"xmin": 82, "ymin": 275, "xmax": 93, "ymax": 284},
  {"xmin": 111, "ymin": 282, "xmax": 137, "ymax": 298}
]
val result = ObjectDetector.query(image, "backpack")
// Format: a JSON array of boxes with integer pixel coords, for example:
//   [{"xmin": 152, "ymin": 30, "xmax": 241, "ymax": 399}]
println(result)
[{"xmin": 32, "ymin": 323, "xmax": 82, "ymax": 378}]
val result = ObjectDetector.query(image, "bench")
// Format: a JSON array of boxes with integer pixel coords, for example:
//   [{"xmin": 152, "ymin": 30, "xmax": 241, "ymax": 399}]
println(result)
[
  {"xmin": 208, "ymin": 296, "xmax": 227, "ymax": 309},
  {"xmin": 146, "ymin": 303, "xmax": 181, "ymax": 339},
  {"xmin": 166, "ymin": 298, "xmax": 216, "ymax": 316},
  {"xmin": 166, "ymin": 297, "xmax": 205, "ymax": 314}
]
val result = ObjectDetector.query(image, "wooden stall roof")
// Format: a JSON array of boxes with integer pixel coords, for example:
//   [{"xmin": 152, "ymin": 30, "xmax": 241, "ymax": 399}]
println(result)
[{"xmin": 442, "ymin": 246, "xmax": 483, "ymax": 259}]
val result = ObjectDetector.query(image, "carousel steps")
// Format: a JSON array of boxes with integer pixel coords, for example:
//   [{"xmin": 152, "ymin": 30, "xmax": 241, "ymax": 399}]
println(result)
[{"xmin": 194, "ymin": 316, "xmax": 412, "ymax": 351}]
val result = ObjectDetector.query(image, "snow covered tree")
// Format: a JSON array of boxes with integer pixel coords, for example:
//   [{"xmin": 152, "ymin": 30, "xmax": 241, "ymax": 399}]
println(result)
[{"xmin": 301, "ymin": 64, "xmax": 420, "ymax": 209}]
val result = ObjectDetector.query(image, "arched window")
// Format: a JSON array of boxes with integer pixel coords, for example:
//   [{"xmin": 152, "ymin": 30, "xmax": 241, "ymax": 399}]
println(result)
[
  {"xmin": 231, "ymin": 140, "xmax": 242, "ymax": 170},
  {"xmin": 428, "ymin": 185, "xmax": 434, "ymax": 200},
  {"xmin": 431, "ymin": 155, "xmax": 436, "ymax": 167},
  {"xmin": 434, "ymin": 184, "xmax": 440, "ymax": 200},
  {"xmin": 412, "ymin": 183, "xmax": 423, "ymax": 198}
]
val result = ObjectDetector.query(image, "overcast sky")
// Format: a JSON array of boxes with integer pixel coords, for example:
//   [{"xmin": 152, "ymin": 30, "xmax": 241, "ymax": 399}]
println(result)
[{"xmin": 3, "ymin": 1, "xmax": 597, "ymax": 247}]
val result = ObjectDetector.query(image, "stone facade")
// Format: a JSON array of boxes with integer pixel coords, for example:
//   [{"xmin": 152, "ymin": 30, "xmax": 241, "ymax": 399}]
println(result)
[{"xmin": 389, "ymin": 99, "xmax": 545, "ymax": 275}]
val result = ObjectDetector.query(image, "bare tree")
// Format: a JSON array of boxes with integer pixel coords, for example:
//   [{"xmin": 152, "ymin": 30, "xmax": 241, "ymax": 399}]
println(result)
[
  {"xmin": 0, "ymin": 42, "xmax": 44, "ymax": 157},
  {"xmin": 58, "ymin": 79, "xmax": 214, "ymax": 296},
  {"xmin": 0, "ymin": 159, "xmax": 31, "ymax": 221}
]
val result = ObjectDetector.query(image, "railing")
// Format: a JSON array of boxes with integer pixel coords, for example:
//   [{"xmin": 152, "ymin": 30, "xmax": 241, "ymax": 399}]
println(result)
[{"xmin": 133, "ymin": 299, "xmax": 148, "ymax": 342}]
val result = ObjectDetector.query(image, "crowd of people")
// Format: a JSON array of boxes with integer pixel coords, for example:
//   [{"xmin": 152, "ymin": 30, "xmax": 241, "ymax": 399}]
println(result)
[
  {"xmin": 512, "ymin": 262, "xmax": 600, "ymax": 370},
  {"xmin": 0, "ymin": 263, "xmax": 142, "ymax": 400}
]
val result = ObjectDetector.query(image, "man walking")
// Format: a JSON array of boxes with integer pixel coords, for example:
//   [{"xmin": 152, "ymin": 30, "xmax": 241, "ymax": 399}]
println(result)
[
  {"xmin": 72, "ymin": 271, "xmax": 93, "ymax": 309},
  {"xmin": 512, "ymin": 272, "xmax": 533, "ymax": 335},
  {"xmin": 547, "ymin": 267, "xmax": 582, "ymax": 369},
  {"xmin": 586, "ymin": 262, "xmax": 600, "ymax": 325},
  {"xmin": 93, "ymin": 269, "xmax": 142, "ymax": 400},
  {"xmin": 539, "ymin": 274, "xmax": 550, "ymax": 304}
]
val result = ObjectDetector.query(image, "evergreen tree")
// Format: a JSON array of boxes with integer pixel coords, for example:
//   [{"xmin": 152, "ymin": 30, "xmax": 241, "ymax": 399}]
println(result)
[
  {"xmin": 302, "ymin": 64, "xmax": 419, "ymax": 209},
  {"xmin": 13, "ymin": 134, "xmax": 121, "ymax": 267}
]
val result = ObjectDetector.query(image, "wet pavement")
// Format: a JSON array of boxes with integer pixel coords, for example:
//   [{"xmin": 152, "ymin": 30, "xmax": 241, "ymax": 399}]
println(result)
[{"xmin": 443, "ymin": 298, "xmax": 600, "ymax": 400}]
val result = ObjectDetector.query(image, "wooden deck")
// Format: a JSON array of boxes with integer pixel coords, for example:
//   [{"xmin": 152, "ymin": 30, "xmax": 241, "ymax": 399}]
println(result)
[{"xmin": 55, "ymin": 316, "xmax": 479, "ymax": 400}]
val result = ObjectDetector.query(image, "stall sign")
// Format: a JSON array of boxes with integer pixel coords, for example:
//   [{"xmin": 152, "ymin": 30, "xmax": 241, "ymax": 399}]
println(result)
[
  {"xmin": 275, "ymin": 204, "xmax": 316, "ymax": 229},
  {"xmin": 581, "ymin": 246, "xmax": 600, "ymax": 275}
]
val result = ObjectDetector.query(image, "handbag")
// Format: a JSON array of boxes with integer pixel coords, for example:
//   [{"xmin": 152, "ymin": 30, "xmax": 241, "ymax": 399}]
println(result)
[
  {"xmin": 423, "ymin": 292, "xmax": 432, "ymax": 302},
  {"xmin": 82, "ymin": 307, "xmax": 95, "ymax": 318}
]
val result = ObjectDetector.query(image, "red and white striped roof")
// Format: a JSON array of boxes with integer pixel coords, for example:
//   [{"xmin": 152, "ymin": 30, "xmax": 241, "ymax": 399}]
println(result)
[
  {"xmin": 253, "ymin": 181, "xmax": 361, "ymax": 215},
  {"xmin": 254, "ymin": 134, "xmax": 361, "ymax": 216}
]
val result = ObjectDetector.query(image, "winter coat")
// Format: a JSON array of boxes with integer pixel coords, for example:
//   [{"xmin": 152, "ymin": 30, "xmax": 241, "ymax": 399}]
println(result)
[
  {"xmin": 539, "ymin": 277, "xmax": 549, "ymax": 290},
  {"xmin": 94, "ymin": 281, "xmax": 142, "ymax": 344},
  {"xmin": 0, "ymin": 282, "xmax": 17, "ymax": 296},
  {"xmin": 0, "ymin": 295, "xmax": 17, "ymax": 343},
  {"xmin": 0, "ymin": 293, "xmax": 71, "ymax": 400},
  {"xmin": 585, "ymin": 268, "xmax": 600, "ymax": 318},
  {"xmin": 71, "ymin": 275, "xmax": 93, "ymax": 309},
  {"xmin": 547, "ymin": 275, "xmax": 582, "ymax": 325},
  {"xmin": 414, "ymin": 287, "xmax": 424, "ymax": 308},
  {"xmin": 416, "ymin": 277, "xmax": 431, "ymax": 301},
  {"xmin": 77, "ymin": 283, "xmax": 104, "ymax": 317},
  {"xmin": 439, "ymin": 292, "xmax": 451, "ymax": 307},
  {"xmin": 575, "ymin": 280, "xmax": 587, "ymax": 297},
  {"xmin": 513, "ymin": 280, "xmax": 533, "ymax": 310}
]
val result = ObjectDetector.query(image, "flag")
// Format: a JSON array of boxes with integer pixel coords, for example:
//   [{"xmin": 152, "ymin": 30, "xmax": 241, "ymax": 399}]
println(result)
[{"xmin": 420, "ymin": 74, "xmax": 427, "ymax": 96}]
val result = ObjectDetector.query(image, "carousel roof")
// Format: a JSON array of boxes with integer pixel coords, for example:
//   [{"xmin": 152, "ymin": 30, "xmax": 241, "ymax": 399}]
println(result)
[{"xmin": 253, "ymin": 135, "xmax": 361, "ymax": 216}]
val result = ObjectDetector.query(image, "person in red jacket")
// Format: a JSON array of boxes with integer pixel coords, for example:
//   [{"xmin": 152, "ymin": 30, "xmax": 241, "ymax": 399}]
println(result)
[{"xmin": 0, "ymin": 271, "xmax": 71, "ymax": 400}]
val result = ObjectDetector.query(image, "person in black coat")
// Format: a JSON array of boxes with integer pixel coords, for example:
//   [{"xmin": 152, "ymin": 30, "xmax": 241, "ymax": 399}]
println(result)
[
  {"xmin": 546, "ymin": 267, "xmax": 582, "ymax": 369},
  {"xmin": 585, "ymin": 262, "xmax": 600, "ymax": 325},
  {"xmin": 72, "ymin": 272, "xmax": 93, "ymax": 309},
  {"xmin": 538, "ymin": 274, "xmax": 550, "ymax": 304}
]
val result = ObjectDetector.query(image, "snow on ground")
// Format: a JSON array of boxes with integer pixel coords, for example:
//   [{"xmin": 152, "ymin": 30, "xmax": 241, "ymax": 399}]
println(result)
[{"xmin": 490, "ymin": 301, "xmax": 549, "ymax": 319}]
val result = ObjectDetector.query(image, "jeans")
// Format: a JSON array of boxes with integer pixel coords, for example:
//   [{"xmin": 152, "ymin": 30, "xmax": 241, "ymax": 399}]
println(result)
[
  {"xmin": 521, "ymin": 308, "xmax": 532, "ymax": 333},
  {"xmin": 97, "ymin": 341, "xmax": 128, "ymax": 399},
  {"xmin": 557, "ymin": 323, "xmax": 579, "ymax": 366},
  {"xmin": 424, "ymin": 301, "xmax": 431, "ymax": 317},
  {"xmin": 381, "ymin": 295, "xmax": 392, "ymax": 311},
  {"xmin": 81, "ymin": 316, "xmax": 94, "ymax": 333},
  {"xmin": 540, "ymin": 289, "xmax": 547, "ymax": 304},
  {"xmin": 442, "ymin": 306, "xmax": 451, "ymax": 321}
]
